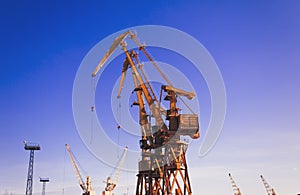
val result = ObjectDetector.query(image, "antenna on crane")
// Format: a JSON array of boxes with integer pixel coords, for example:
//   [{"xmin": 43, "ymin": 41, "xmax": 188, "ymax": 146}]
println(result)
[
  {"xmin": 228, "ymin": 173, "xmax": 242, "ymax": 195},
  {"xmin": 260, "ymin": 175, "xmax": 277, "ymax": 195},
  {"xmin": 24, "ymin": 141, "xmax": 40, "ymax": 195}
]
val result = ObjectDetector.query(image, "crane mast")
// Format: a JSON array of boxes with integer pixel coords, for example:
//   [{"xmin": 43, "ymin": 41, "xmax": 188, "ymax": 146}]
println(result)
[
  {"xmin": 65, "ymin": 144, "xmax": 94, "ymax": 195},
  {"xmin": 228, "ymin": 173, "xmax": 242, "ymax": 195},
  {"xmin": 260, "ymin": 175, "xmax": 277, "ymax": 195},
  {"xmin": 92, "ymin": 30, "xmax": 200, "ymax": 195}
]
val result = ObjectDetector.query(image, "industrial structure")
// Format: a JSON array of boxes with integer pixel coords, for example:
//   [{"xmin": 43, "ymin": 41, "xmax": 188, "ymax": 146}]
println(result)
[
  {"xmin": 65, "ymin": 144, "xmax": 94, "ymax": 195},
  {"xmin": 39, "ymin": 178, "xmax": 49, "ymax": 195},
  {"xmin": 260, "ymin": 175, "xmax": 277, "ymax": 195},
  {"xmin": 228, "ymin": 173, "xmax": 242, "ymax": 195},
  {"xmin": 24, "ymin": 141, "xmax": 40, "ymax": 195},
  {"xmin": 92, "ymin": 30, "xmax": 199, "ymax": 195},
  {"xmin": 103, "ymin": 147, "xmax": 128, "ymax": 195}
]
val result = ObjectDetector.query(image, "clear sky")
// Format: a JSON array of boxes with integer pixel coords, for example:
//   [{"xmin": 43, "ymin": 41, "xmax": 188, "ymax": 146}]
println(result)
[{"xmin": 0, "ymin": 1, "xmax": 299, "ymax": 195}]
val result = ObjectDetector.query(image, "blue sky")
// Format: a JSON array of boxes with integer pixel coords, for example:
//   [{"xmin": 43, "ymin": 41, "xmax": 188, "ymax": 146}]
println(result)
[{"xmin": 0, "ymin": 1, "xmax": 300, "ymax": 195}]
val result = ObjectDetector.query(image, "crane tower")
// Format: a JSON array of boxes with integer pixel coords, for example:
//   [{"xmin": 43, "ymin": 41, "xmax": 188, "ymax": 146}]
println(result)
[
  {"xmin": 260, "ymin": 175, "xmax": 277, "ymax": 195},
  {"xmin": 228, "ymin": 173, "xmax": 242, "ymax": 195},
  {"xmin": 24, "ymin": 141, "xmax": 40, "ymax": 195},
  {"xmin": 92, "ymin": 30, "xmax": 200, "ymax": 195}
]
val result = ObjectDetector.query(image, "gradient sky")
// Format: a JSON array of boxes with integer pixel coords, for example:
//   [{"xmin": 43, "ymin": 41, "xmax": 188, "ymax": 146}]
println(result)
[{"xmin": 1, "ymin": 1, "xmax": 300, "ymax": 195}]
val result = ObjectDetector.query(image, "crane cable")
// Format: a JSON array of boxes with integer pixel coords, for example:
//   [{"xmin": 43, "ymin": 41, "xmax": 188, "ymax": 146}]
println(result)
[
  {"xmin": 90, "ymin": 77, "xmax": 97, "ymax": 144},
  {"xmin": 144, "ymin": 46, "xmax": 196, "ymax": 114},
  {"xmin": 116, "ymin": 98, "xmax": 121, "ymax": 158},
  {"xmin": 62, "ymin": 146, "xmax": 66, "ymax": 195}
]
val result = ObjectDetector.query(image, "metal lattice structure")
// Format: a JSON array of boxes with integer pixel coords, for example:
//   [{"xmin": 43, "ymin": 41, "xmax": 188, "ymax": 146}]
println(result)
[
  {"xmin": 24, "ymin": 141, "xmax": 40, "ymax": 195},
  {"xmin": 92, "ymin": 30, "xmax": 200, "ymax": 195},
  {"xmin": 65, "ymin": 144, "xmax": 94, "ymax": 195},
  {"xmin": 40, "ymin": 178, "xmax": 49, "ymax": 195},
  {"xmin": 228, "ymin": 173, "xmax": 242, "ymax": 195},
  {"xmin": 260, "ymin": 175, "xmax": 276, "ymax": 195}
]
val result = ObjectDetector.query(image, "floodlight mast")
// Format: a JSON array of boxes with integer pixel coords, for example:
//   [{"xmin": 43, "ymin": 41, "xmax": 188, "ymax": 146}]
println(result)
[
  {"xmin": 92, "ymin": 30, "xmax": 200, "ymax": 195},
  {"xmin": 39, "ymin": 178, "xmax": 49, "ymax": 195},
  {"xmin": 24, "ymin": 141, "xmax": 40, "ymax": 195}
]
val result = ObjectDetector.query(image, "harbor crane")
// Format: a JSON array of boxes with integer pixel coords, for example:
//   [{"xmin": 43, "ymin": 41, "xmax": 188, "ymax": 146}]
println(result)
[
  {"xmin": 24, "ymin": 141, "xmax": 40, "ymax": 195},
  {"xmin": 65, "ymin": 144, "xmax": 94, "ymax": 195},
  {"xmin": 260, "ymin": 175, "xmax": 277, "ymax": 195},
  {"xmin": 92, "ymin": 30, "xmax": 199, "ymax": 195},
  {"xmin": 103, "ymin": 147, "xmax": 128, "ymax": 195},
  {"xmin": 228, "ymin": 173, "xmax": 242, "ymax": 195}
]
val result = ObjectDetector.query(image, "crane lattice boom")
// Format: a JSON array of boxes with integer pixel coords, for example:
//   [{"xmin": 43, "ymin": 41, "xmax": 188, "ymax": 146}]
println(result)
[
  {"xmin": 229, "ymin": 173, "xmax": 242, "ymax": 195},
  {"xmin": 65, "ymin": 144, "xmax": 89, "ymax": 193},
  {"xmin": 260, "ymin": 175, "xmax": 277, "ymax": 195},
  {"xmin": 105, "ymin": 146, "xmax": 128, "ymax": 192}
]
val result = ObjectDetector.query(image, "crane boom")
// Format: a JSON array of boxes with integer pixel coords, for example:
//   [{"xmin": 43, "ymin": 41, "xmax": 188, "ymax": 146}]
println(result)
[
  {"xmin": 229, "ymin": 173, "xmax": 242, "ymax": 195},
  {"xmin": 65, "ymin": 144, "xmax": 87, "ymax": 192},
  {"xmin": 92, "ymin": 31, "xmax": 129, "ymax": 77},
  {"xmin": 112, "ymin": 146, "xmax": 128, "ymax": 185},
  {"xmin": 260, "ymin": 175, "xmax": 277, "ymax": 195},
  {"xmin": 105, "ymin": 147, "xmax": 128, "ymax": 192}
]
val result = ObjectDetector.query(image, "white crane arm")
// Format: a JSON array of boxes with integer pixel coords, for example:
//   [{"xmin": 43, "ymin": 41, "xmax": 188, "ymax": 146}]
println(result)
[
  {"xmin": 112, "ymin": 147, "xmax": 128, "ymax": 187},
  {"xmin": 92, "ymin": 31, "xmax": 130, "ymax": 77},
  {"xmin": 65, "ymin": 144, "xmax": 87, "ymax": 192}
]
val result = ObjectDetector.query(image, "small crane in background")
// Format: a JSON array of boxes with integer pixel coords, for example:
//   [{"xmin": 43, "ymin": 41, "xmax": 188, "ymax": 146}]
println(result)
[
  {"xmin": 260, "ymin": 175, "xmax": 277, "ymax": 195},
  {"xmin": 103, "ymin": 147, "xmax": 128, "ymax": 195},
  {"xmin": 228, "ymin": 173, "xmax": 242, "ymax": 195},
  {"xmin": 65, "ymin": 144, "xmax": 94, "ymax": 195}
]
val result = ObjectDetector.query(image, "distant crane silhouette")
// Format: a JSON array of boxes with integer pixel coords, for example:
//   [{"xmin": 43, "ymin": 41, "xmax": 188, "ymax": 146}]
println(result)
[
  {"xmin": 260, "ymin": 175, "xmax": 276, "ymax": 195},
  {"xmin": 228, "ymin": 173, "xmax": 242, "ymax": 195}
]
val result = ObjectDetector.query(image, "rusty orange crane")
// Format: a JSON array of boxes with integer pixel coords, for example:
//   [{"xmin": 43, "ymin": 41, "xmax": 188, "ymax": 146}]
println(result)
[{"xmin": 92, "ymin": 30, "xmax": 199, "ymax": 195}]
